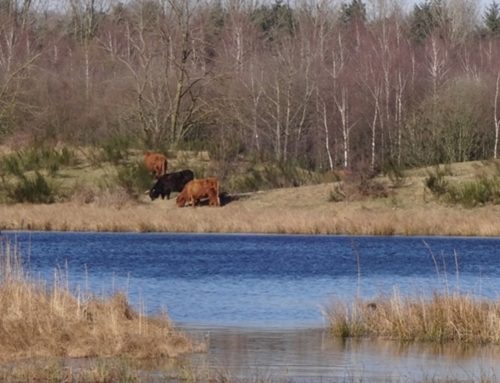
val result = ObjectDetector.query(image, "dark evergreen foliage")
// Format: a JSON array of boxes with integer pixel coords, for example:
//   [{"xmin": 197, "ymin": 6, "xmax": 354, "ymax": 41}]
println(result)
[
  {"xmin": 409, "ymin": 0, "xmax": 445, "ymax": 42},
  {"xmin": 484, "ymin": 1, "xmax": 500, "ymax": 35},
  {"xmin": 340, "ymin": 0, "xmax": 366, "ymax": 24},
  {"xmin": 251, "ymin": 0, "xmax": 295, "ymax": 40}
]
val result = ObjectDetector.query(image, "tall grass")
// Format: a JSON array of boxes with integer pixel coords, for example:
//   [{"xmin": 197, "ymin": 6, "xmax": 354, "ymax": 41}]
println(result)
[
  {"xmin": 0, "ymin": 239, "xmax": 192, "ymax": 361},
  {"xmin": 327, "ymin": 291, "xmax": 500, "ymax": 344}
]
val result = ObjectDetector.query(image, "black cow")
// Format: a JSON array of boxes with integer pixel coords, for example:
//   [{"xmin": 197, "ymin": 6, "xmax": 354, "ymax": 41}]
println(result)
[{"xmin": 148, "ymin": 169, "xmax": 194, "ymax": 200}]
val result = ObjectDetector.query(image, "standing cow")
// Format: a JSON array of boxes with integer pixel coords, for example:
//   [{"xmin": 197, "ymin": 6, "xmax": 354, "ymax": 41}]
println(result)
[
  {"xmin": 176, "ymin": 177, "xmax": 220, "ymax": 207},
  {"xmin": 144, "ymin": 151, "xmax": 168, "ymax": 178},
  {"xmin": 148, "ymin": 169, "xmax": 194, "ymax": 200}
]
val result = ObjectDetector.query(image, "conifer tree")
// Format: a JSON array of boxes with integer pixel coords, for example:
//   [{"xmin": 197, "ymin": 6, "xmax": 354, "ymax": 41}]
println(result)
[
  {"xmin": 485, "ymin": 1, "xmax": 500, "ymax": 35},
  {"xmin": 340, "ymin": 0, "xmax": 366, "ymax": 24}
]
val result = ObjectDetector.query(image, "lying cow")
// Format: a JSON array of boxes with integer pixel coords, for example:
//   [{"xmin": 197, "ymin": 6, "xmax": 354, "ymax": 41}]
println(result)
[
  {"xmin": 148, "ymin": 169, "xmax": 194, "ymax": 200},
  {"xmin": 144, "ymin": 151, "xmax": 168, "ymax": 178},
  {"xmin": 176, "ymin": 177, "xmax": 220, "ymax": 207}
]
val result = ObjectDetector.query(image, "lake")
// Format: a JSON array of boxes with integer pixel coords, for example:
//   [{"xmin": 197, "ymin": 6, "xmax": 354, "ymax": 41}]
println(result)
[{"xmin": 2, "ymin": 231, "xmax": 500, "ymax": 381}]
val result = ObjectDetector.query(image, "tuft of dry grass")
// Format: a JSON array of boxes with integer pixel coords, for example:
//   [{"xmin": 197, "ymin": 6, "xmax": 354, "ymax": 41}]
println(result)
[
  {"xmin": 0, "ymin": 239, "xmax": 194, "ymax": 361},
  {"xmin": 327, "ymin": 291, "xmax": 500, "ymax": 344}
]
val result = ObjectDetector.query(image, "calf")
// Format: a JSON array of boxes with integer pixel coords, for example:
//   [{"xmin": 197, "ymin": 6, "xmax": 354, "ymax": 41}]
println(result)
[
  {"xmin": 148, "ymin": 169, "xmax": 194, "ymax": 200},
  {"xmin": 176, "ymin": 177, "xmax": 220, "ymax": 207}
]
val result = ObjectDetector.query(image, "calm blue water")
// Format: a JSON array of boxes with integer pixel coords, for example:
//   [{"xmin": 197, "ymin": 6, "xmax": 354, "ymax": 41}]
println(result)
[{"xmin": 2, "ymin": 232, "xmax": 500, "ymax": 328}]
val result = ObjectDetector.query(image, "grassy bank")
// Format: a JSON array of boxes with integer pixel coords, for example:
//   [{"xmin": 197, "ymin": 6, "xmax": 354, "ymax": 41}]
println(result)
[
  {"xmin": 0, "ymin": 239, "xmax": 194, "ymax": 361},
  {"xmin": 1, "ymin": 149, "xmax": 500, "ymax": 235},
  {"xmin": 327, "ymin": 291, "xmax": 500, "ymax": 344},
  {"xmin": 1, "ymin": 190, "xmax": 500, "ymax": 236}
]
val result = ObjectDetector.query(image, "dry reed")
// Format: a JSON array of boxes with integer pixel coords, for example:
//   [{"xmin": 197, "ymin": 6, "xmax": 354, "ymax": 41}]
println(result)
[
  {"xmin": 1, "ymin": 197, "xmax": 500, "ymax": 236},
  {"xmin": 0, "ymin": 239, "xmax": 193, "ymax": 361},
  {"xmin": 327, "ymin": 291, "xmax": 500, "ymax": 344}
]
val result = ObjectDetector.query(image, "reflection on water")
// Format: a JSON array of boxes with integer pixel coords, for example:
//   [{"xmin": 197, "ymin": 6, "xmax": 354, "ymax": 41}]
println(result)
[{"xmin": 184, "ymin": 327, "xmax": 500, "ymax": 382}]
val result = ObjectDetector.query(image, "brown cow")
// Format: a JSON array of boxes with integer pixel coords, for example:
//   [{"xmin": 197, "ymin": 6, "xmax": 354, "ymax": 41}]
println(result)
[
  {"xmin": 176, "ymin": 177, "xmax": 220, "ymax": 207},
  {"xmin": 144, "ymin": 151, "xmax": 168, "ymax": 178}
]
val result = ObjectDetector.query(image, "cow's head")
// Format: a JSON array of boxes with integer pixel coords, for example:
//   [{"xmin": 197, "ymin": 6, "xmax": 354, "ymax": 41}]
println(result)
[
  {"xmin": 148, "ymin": 185, "xmax": 161, "ymax": 200},
  {"xmin": 176, "ymin": 193, "xmax": 186, "ymax": 207}
]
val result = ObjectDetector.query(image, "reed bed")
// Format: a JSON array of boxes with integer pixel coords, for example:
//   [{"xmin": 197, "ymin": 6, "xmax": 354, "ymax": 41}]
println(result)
[
  {"xmin": 0, "ymin": 358, "xmax": 144, "ymax": 383},
  {"xmin": 1, "ymin": 198, "xmax": 500, "ymax": 236},
  {"xmin": 327, "ymin": 291, "xmax": 500, "ymax": 344},
  {"xmin": 0, "ymin": 239, "xmax": 193, "ymax": 361}
]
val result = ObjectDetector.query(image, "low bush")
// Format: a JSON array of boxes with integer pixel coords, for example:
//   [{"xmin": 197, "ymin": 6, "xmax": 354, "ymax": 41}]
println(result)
[
  {"xmin": 116, "ymin": 162, "xmax": 154, "ymax": 199},
  {"xmin": 6, "ymin": 172, "xmax": 59, "ymax": 203},
  {"xmin": 425, "ymin": 167, "xmax": 500, "ymax": 207},
  {"xmin": 329, "ymin": 169, "xmax": 390, "ymax": 202},
  {"xmin": 425, "ymin": 166, "xmax": 450, "ymax": 197},
  {"xmin": 0, "ymin": 147, "xmax": 78, "ymax": 177},
  {"xmin": 99, "ymin": 136, "xmax": 133, "ymax": 165},
  {"xmin": 228, "ymin": 162, "xmax": 322, "ymax": 193},
  {"xmin": 383, "ymin": 159, "xmax": 407, "ymax": 189}
]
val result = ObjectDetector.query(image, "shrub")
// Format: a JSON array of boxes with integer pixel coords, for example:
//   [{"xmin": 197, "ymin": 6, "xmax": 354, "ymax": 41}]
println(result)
[
  {"xmin": 7, "ymin": 172, "xmax": 58, "ymax": 204},
  {"xmin": 115, "ymin": 162, "xmax": 153, "ymax": 199},
  {"xmin": 328, "ymin": 185, "xmax": 346, "ymax": 202},
  {"xmin": 383, "ymin": 159, "xmax": 406, "ymax": 189},
  {"xmin": 0, "ymin": 147, "xmax": 78, "ymax": 177},
  {"xmin": 329, "ymin": 169, "xmax": 390, "ymax": 202},
  {"xmin": 425, "ymin": 171, "xmax": 449, "ymax": 197},
  {"xmin": 228, "ymin": 162, "xmax": 322, "ymax": 193},
  {"xmin": 100, "ymin": 136, "xmax": 132, "ymax": 164},
  {"xmin": 425, "ymin": 165, "xmax": 500, "ymax": 207},
  {"xmin": 446, "ymin": 177, "xmax": 500, "ymax": 208}
]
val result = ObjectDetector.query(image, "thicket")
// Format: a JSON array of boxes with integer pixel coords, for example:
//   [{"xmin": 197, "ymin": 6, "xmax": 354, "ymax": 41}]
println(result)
[
  {"xmin": 1, "ymin": 0, "xmax": 500, "ymax": 186},
  {"xmin": 425, "ymin": 164, "xmax": 500, "ymax": 207}
]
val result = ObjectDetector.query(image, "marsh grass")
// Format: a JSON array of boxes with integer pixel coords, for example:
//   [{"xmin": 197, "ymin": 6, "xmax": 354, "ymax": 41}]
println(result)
[
  {"xmin": 327, "ymin": 291, "xmax": 500, "ymax": 344},
  {"xmin": 0, "ymin": 358, "xmax": 142, "ymax": 383},
  {"xmin": 0, "ymin": 239, "xmax": 193, "ymax": 361}
]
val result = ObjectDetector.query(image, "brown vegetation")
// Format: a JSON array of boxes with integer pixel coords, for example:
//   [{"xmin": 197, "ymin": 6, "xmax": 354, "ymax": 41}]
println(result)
[
  {"xmin": 1, "ymin": 0, "xmax": 500, "ymax": 176},
  {"xmin": 1, "ymin": 160, "xmax": 500, "ymax": 236},
  {"xmin": 0, "ymin": 240, "xmax": 194, "ymax": 361},
  {"xmin": 327, "ymin": 292, "xmax": 500, "ymax": 344}
]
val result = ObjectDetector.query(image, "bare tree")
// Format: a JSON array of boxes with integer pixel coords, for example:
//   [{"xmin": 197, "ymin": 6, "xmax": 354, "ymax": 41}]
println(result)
[
  {"xmin": 0, "ymin": 0, "xmax": 40, "ymax": 137},
  {"xmin": 426, "ymin": 35, "xmax": 449, "ymax": 98},
  {"xmin": 102, "ymin": 0, "xmax": 209, "ymax": 148},
  {"xmin": 494, "ymin": 71, "xmax": 500, "ymax": 159}
]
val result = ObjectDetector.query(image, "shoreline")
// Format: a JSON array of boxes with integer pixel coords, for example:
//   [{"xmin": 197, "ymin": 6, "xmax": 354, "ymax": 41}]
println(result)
[
  {"xmin": 0, "ymin": 184, "xmax": 500, "ymax": 237},
  {"xmin": 2, "ymin": 192, "xmax": 500, "ymax": 237}
]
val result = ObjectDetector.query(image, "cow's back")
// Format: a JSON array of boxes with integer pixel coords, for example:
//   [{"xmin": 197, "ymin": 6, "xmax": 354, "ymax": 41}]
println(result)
[
  {"xmin": 144, "ymin": 151, "xmax": 168, "ymax": 177},
  {"xmin": 176, "ymin": 177, "xmax": 219, "ymax": 207}
]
